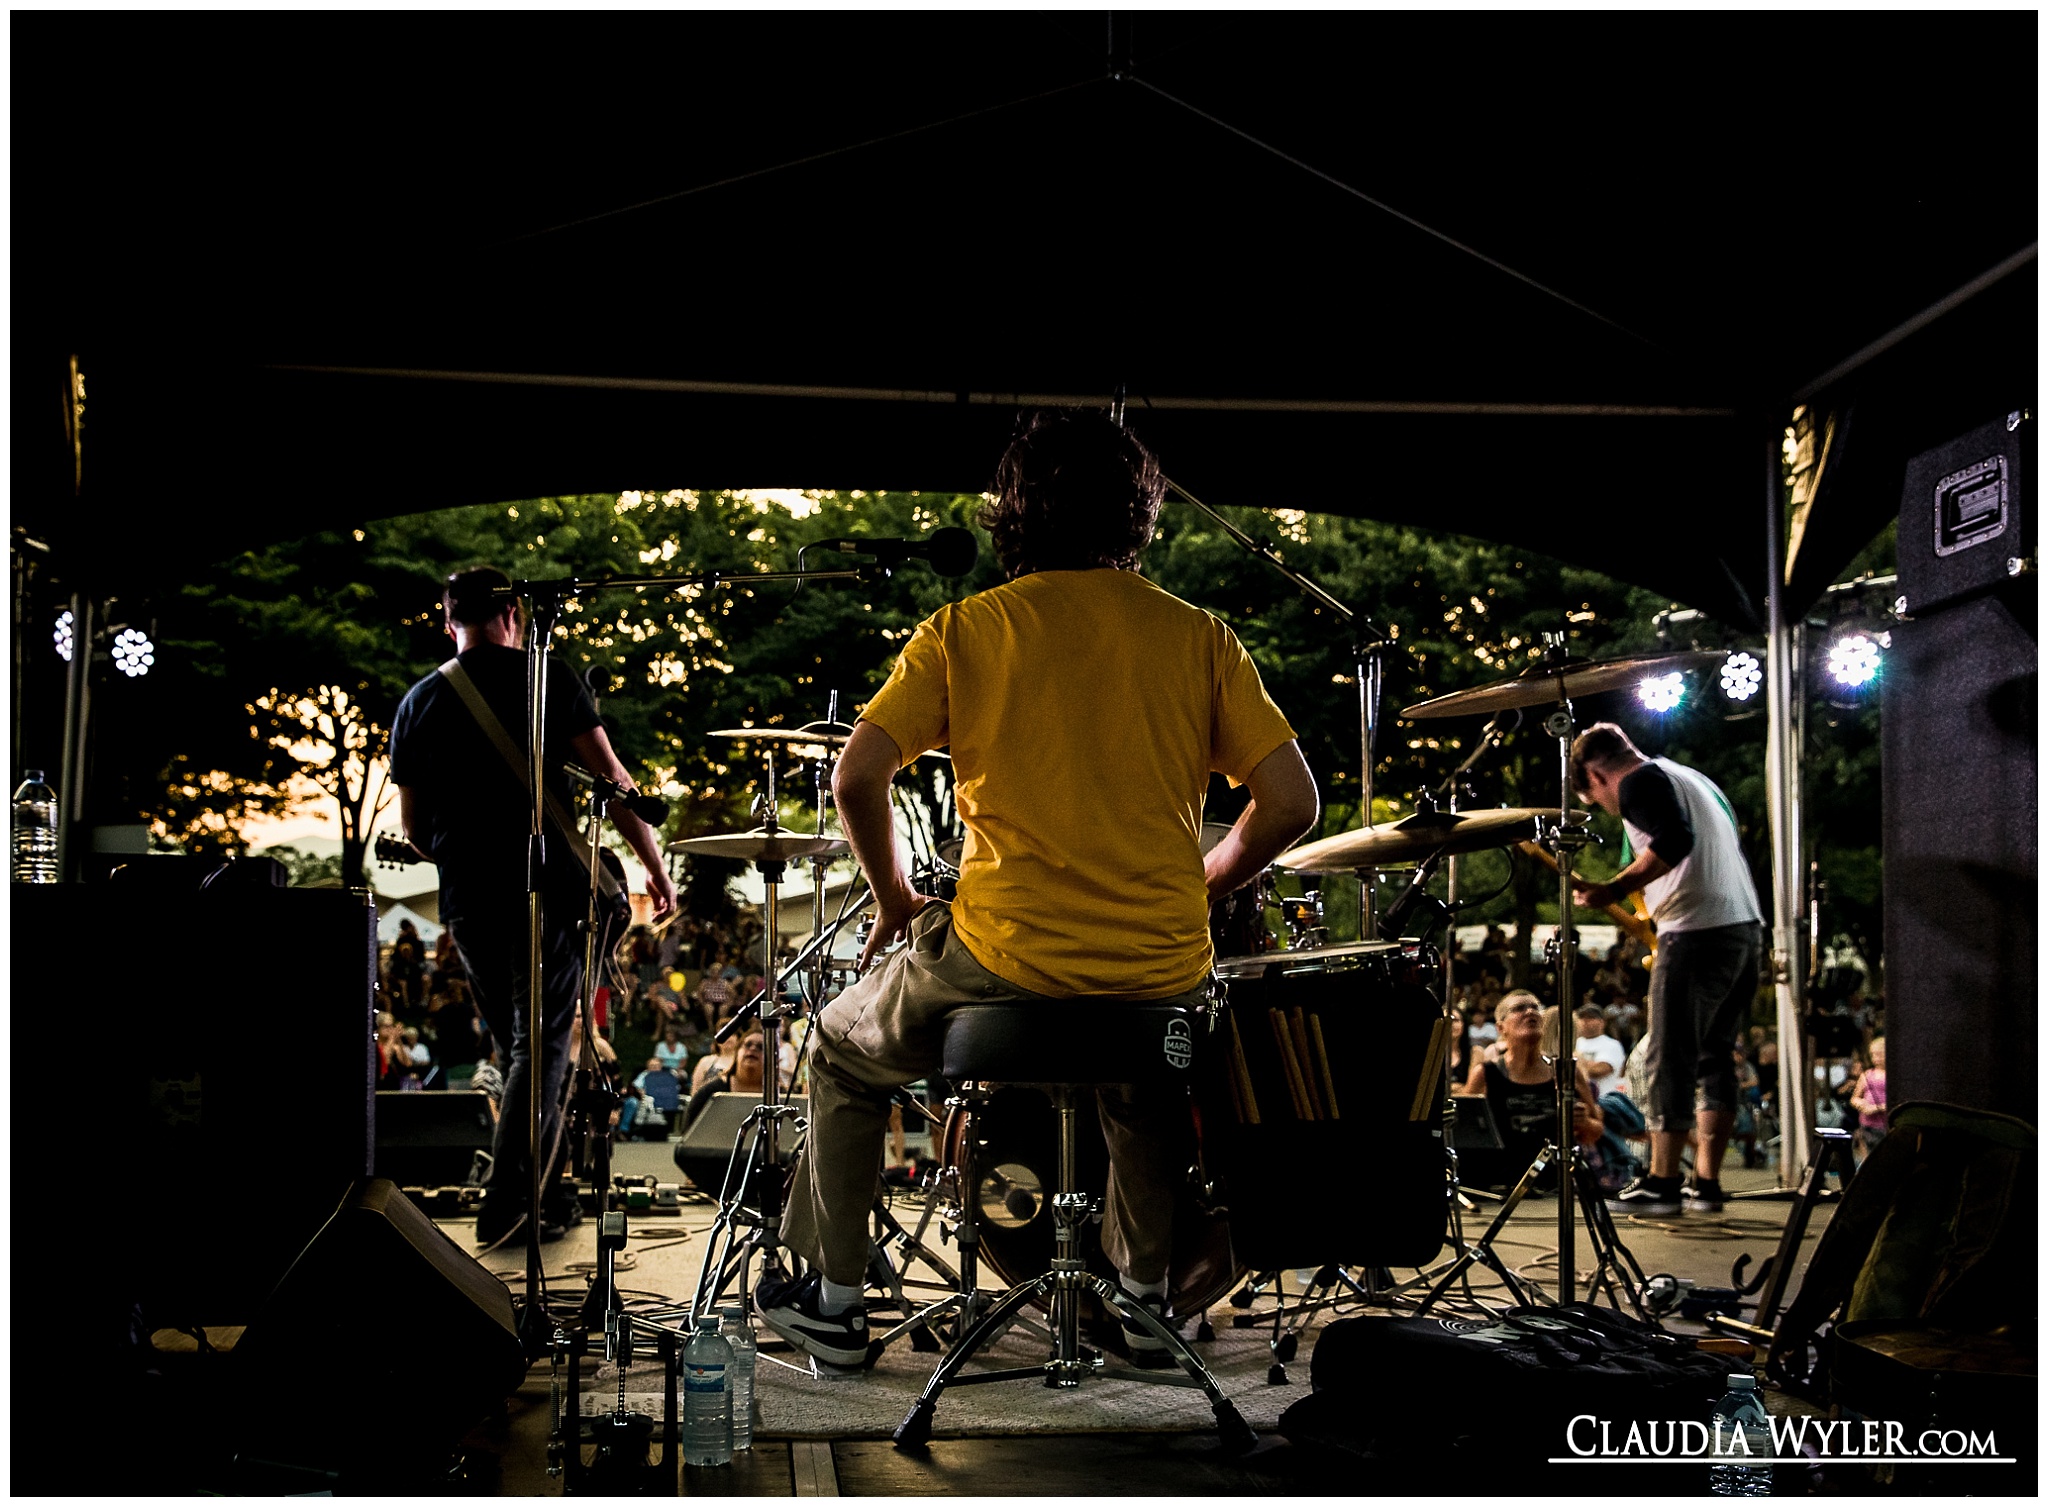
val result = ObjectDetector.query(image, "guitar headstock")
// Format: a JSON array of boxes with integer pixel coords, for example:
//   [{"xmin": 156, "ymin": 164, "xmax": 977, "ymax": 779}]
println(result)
[{"xmin": 376, "ymin": 834, "xmax": 426, "ymax": 870}]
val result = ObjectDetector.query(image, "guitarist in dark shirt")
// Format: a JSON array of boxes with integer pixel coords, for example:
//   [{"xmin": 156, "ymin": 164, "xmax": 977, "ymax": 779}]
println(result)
[{"xmin": 389, "ymin": 566, "xmax": 675, "ymax": 1246}]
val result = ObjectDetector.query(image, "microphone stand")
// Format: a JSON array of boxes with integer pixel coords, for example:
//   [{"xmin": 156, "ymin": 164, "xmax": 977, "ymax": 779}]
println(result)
[
  {"xmin": 496, "ymin": 563, "xmax": 878, "ymax": 1357},
  {"xmin": 1163, "ymin": 477, "xmax": 1394, "ymax": 939}
]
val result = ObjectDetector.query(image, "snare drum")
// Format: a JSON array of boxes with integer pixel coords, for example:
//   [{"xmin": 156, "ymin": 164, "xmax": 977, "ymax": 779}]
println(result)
[{"xmin": 1202, "ymin": 940, "xmax": 1448, "ymax": 1269}]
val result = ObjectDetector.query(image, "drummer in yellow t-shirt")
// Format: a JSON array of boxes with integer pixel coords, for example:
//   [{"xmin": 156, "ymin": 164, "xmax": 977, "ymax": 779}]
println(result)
[{"xmin": 759, "ymin": 409, "xmax": 1320, "ymax": 1371}]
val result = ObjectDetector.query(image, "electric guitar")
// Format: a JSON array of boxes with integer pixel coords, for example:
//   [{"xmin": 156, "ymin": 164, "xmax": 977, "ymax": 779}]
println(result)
[
  {"xmin": 374, "ymin": 834, "xmax": 635, "ymax": 960},
  {"xmin": 1516, "ymin": 840, "xmax": 1658, "ymax": 961}
]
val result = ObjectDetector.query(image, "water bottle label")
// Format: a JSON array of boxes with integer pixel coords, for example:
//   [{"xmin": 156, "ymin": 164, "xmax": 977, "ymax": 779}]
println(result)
[{"xmin": 684, "ymin": 1364, "xmax": 727, "ymax": 1393}]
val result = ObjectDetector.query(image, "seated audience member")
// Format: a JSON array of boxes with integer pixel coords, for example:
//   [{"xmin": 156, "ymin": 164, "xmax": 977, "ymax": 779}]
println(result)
[
  {"xmin": 1572, "ymin": 1005, "xmax": 1628, "ymax": 1096},
  {"xmin": 1455, "ymin": 989, "xmax": 1601, "ymax": 1193},
  {"xmin": 620, "ymin": 1057, "xmax": 680, "ymax": 1140},
  {"xmin": 673, "ymin": 1030, "xmax": 771, "ymax": 1193},
  {"xmin": 654, "ymin": 1022, "xmax": 689, "ymax": 1076}
]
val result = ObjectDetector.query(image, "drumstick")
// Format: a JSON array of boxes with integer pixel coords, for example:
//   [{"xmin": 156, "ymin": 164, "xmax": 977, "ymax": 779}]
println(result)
[
  {"xmin": 1287, "ymin": 1006, "xmax": 1324, "ymax": 1118},
  {"xmin": 1307, "ymin": 1012, "xmax": 1340, "ymax": 1120},
  {"xmin": 1409, "ymin": 1015, "xmax": 1454, "ymax": 1122},
  {"xmin": 1268, "ymin": 1008, "xmax": 1313, "ymax": 1119},
  {"xmin": 1226, "ymin": 1011, "xmax": 1261, "ymax": 1125}
]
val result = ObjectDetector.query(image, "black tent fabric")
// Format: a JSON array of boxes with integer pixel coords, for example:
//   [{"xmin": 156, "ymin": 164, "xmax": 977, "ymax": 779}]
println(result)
[{"xmin": 13, "ymin": 13, "xmax": 2036, "ymax": 619}]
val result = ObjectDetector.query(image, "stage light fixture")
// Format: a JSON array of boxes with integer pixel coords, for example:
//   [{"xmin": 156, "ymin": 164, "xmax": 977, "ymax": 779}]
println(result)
[
  {"xmin": 53, "ymin": 610, "xmax": 74, "ymax": 663},
  {"xmin": 1719, "ymin": 651, "xmax": 1763, "ymax": 702},
  {"xmin": 112, "ymin": 627, "xmax": 155, "ymax": 678},
  {"xmin": 1636, "ymin": 671, "xmax": 1684, "ymax": 712},
  {"xmin": 1825, "ymin": 632, "xmax": 1882, "ymax": 688}
]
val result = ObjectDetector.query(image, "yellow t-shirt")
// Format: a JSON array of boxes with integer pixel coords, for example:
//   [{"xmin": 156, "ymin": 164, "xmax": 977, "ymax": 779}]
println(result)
[{"xmin": 860, "ymin": 569, "xmax": 1297, "ymax": 998}]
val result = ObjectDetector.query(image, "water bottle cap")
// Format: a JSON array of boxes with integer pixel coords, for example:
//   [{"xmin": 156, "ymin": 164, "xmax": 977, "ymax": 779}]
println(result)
[
  {"xmin": 717, "ymin": 1304, "xmax": 744, "ymax": 1317},
  {"xmin": 1727, "ymin": 1373, "xmax": 1755, "ymax": 1387},
  {"xmin": 22, "ymin": 769, "xmax": 44, "ymax": 782},
  {"xmin": 695, "ymin": 1314, "xmax": 720, "ymax": 1331}
]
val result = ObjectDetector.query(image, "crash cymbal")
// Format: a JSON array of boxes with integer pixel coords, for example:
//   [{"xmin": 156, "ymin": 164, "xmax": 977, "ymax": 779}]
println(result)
[
  {"xmin": 1401, "ymin": 650, "xmax": 1730, "ymax": 719},
  {"xmin": 1275, "ymin": 807, "xmax": 1564, "ymax": 871},
  {"xmin": 666, "ymin": 828, "xmax": 851, "ymax": 863},
  {"xmin": 708, "ymin": 724, "xmax": 854, "ymax": 746}
]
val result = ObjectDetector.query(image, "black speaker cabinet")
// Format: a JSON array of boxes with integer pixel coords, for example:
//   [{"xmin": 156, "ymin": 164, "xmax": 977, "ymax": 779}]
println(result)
[
  {"xmin": 1884, "ymin": 418, "xmax": 2037, "ymax": 1120},
  {"xmin": 1898, "ymin": 412, "xmax": 2032, "ymax": 616},
  {"xmin": 11, "ymin": 883, "xmax": 375, "ymax": 1327},
  {"xmin": 376, "ymin": 1088, "xmax": 496, "ymax": 1187},
  {"xmin": 229, "ymin": 1178, "xmax": 527, "ymax": 1491}
]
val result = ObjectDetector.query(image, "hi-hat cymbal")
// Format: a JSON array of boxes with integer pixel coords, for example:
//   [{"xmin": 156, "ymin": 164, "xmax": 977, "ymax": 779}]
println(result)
[
  {"xmin": 1401, "ymin": 650, "xmax": 1730, "ymax": 719},
  {"xmin": 666, "ymin": 828, "xmax": 850, "ymax": 863},
  {"xmin": 707, "ymin": 725, "xmax": 952, "ymax": 762},
  {"xmin": 1275, "ymin": 807, "xmax": 1565, "ymax": 871},
  {"xmin": 708, "ymin": 724, "xmax": 854, "ymax": 746}
]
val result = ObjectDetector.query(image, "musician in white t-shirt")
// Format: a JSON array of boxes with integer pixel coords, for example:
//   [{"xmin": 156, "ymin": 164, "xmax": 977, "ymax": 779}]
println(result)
[{"xmin": 1570, "ymin": 723, "xmax": 1762, "ymax": 1217}]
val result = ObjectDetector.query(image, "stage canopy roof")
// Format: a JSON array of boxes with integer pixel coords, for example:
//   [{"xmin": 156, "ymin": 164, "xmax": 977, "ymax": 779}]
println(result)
[{"xmin": 15, "ymin": 13, "xmax": 2036, "ymax": 625}]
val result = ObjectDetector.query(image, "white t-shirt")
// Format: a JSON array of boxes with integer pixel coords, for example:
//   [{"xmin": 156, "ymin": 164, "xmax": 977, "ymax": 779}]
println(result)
[
  {"xmin": 1622, "ymin": 758, "xmax": 1763, "ymax": 935},
  {"xmin": 1575, "ymin": 1032, "xmax": 1627, "ymax": 1095}
]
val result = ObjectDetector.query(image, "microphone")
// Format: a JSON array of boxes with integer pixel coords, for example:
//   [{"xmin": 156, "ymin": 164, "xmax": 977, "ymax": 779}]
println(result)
[
  {"xmin": 809, "ymin": 527, "xmax": 978, "ymax": 578},
  {"xmin": 563, "ymin": 765, "xmax": 669, "ymax": 825}
]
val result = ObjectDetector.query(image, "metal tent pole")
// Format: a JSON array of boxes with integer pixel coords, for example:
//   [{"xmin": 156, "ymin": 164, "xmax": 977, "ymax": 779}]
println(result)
[{"xmin": 1763, "ymin": 426, "xmax": 1813, "ymax": 1189}]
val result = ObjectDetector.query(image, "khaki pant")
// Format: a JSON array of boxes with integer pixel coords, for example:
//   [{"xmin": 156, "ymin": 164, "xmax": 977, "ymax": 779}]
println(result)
[{"xmin": 783, "ymin": 902, "xmax": 1206, "ymax": 1286}]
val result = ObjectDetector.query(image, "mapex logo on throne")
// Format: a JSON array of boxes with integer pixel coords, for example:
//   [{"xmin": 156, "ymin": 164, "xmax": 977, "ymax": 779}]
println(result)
[{"xmin": 1162, "ymin": 1017, "xmax": 1194, "ymax": 1070}]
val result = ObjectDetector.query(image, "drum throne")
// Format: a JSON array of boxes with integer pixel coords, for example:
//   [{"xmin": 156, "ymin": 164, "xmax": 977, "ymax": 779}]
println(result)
[{"xmin": 891, "ymin": 1002, "xmax": 1257, "ymax": 1453}]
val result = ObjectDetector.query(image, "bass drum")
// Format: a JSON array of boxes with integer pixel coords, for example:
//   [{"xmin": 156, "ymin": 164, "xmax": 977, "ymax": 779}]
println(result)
[{"xmin": 941, "ymin": 1085, "xmax": 1242, "ymax": 1323}]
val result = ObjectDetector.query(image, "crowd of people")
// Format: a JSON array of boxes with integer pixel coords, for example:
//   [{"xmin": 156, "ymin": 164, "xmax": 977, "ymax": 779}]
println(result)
[
  {"xmin": 372, "ymin": 902, "xmax": 814, "ymax": 1162},
  {"xmin": 1442, "ymin": 926, "xmax": 1889, "ymax": 1189},
  {"xmin": 375, "ymin": 898, "xmax": 1888, "ymax": 1191}
]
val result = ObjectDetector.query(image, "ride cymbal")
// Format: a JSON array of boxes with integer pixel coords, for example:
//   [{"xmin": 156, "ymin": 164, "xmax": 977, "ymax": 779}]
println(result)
[
  {"xmin": 1275, "ymin": 807, "xmax": 1560, "ymax": 871},
  {"xmin": 1401, "ymin": 650, "xmax": 1729, "ymax": 719}
]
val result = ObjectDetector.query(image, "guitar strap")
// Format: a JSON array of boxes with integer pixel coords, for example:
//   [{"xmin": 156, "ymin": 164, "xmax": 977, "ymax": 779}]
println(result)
[{"xmin": 436, "ymin": 657, "xmax": 624, "ymax": 902}]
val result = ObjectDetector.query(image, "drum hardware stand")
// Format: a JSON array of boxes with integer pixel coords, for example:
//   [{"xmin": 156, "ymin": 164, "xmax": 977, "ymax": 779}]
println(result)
[
  {"xmin": 683, "ymin": 1080, "xmax": 806, "ymax": 1348},
  {"xmin": 1162, "ymin": 476, "xmax": 1393, "ymax": 940},
  {"xmin": 1413, "ymin": 1140, "xmax": 1556, "ymax": 1315},
  {"xmin": 498, "ymin": 560, "xmax": 877, "ymax": 1357},
  {"xmin": 1365, "ymin": 1157, "xmax": 1518, "ymax": 1320},
  {"xmin": 860, "ymin": 1085, "xmax": 1049, "ymax": 1359},
  {"xmin": 1225, "ymin": 1265, "xmax": 1377, "ymax": 1379}
]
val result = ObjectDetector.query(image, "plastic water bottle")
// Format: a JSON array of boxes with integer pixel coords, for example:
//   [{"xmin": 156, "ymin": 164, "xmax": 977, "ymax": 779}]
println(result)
[
  {"xmin": 1708, "ymin": 1372, "xmax": 1773, "ymax": 1495},
  {"xmin": 682, "ymin": 1314, "xmax": 733, "ymax": 1466},
  {"xmin": 11, "ymin": 771, "xmax": 59, "ymax": 884},
  {"xmin": 717, "ymin": 1303, "xmax": 757, "ymax": 1450}
]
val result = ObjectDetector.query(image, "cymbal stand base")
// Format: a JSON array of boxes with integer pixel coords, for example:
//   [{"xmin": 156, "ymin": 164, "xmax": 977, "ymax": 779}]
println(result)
[
  {"xmin": 1413, "ymin": 1141, "xmax": 1556, "ymax": 1316},
  {"xmin": 677, "ymin": 1101, "xmax": 804, "ymax": 1334}
]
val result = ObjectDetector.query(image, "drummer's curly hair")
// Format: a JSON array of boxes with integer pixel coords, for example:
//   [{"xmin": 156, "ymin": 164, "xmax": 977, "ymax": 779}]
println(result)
[{"xmin": 980, "ymin": 409, "xmax": 1165, "ymax": 578}]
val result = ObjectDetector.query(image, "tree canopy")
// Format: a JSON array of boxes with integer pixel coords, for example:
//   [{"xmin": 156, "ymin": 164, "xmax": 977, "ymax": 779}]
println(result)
[{"xmin": 114, "ymin": 488, "xmax": 1883, "ymax": 964}]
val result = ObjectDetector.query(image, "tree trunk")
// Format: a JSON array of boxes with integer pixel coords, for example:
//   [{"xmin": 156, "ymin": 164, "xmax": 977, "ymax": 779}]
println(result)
[{"xmin": 341, "ymin": 835, "xmax": 367, "ymax": 891}]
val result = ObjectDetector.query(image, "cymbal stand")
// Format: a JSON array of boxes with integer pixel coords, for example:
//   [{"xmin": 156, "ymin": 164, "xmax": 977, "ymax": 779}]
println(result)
[
  {"xmin": 692, "ymin": 753, "xmax": 803, "ymax": 1319},
  {"xmin": 571, "ymin": 778, "xmax": 627, "ymax": 1341},
  {"xmin": 1533, "ymin": 643, "xmax": 1644, "ymax": 1310},
  {"xmin": 1162, "ymin": 477, "xmax": 1392, "ymax": 940},
  {"xmin": 1412, "ymin": 1140, "xmax": 1555, "ymax": 1315},
  {"xmin": 808, "ymin": 693, "xmax": 846, "ymax": 1021}
]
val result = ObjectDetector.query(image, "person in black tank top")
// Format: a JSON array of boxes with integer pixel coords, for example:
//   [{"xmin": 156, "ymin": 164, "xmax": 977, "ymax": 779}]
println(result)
[{"xmin": 1456, "ymin": 991, "xmax": 1603, "ymax": 1192}]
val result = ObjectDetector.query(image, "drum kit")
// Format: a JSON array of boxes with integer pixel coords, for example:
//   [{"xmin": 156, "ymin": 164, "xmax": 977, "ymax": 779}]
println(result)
[{"xmin": 651, "ymin": 639, "xmax": 1725, "ymax": 1358}]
